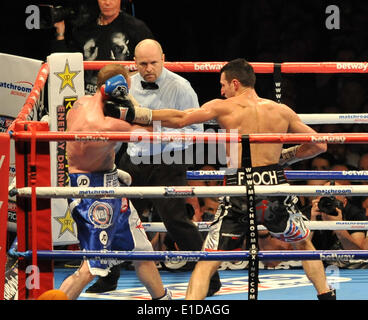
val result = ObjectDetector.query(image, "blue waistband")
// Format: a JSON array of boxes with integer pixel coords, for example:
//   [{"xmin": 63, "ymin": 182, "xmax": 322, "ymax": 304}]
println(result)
[{"xmin": 69, "ymin": 168, "xmax": 118, "ymax": 187}]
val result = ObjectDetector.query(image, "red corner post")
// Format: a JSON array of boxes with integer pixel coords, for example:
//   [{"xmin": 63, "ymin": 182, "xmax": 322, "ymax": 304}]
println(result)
[
  {"xmin": 0, "ymin": 133, "xmax": 10, "ymax": 300},
  {"xmin": 14, "ymin": 121, "xmax": 53, "ymax": 300}
]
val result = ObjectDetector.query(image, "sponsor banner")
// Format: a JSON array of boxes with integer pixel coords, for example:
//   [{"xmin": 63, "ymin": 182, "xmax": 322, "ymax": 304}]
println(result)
[
  {"xmin": 47, "ymin": 53, "xmax": 84, "ymax": 245},
  {"xmin": 0, "ymin": 53, "xmax": 42, "ymax": 119},
  {"xmin": 0, "ymin": 53, "xmax": 42, "ymax": 235}
]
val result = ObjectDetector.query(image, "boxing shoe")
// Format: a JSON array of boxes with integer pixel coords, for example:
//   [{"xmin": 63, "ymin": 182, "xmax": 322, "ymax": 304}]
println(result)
[
  {"xmin": 85, "ymin": 265, "xmax": 120, "ymax": 293},
  {"xmin": 154, "ymin": 288, "xmax": 173, "ymax": 300},
  {"xmin": 269, "ymin": 213, "xmax": 310, "ymax": 242},
  {"xmin": 207, "ymin": 271, "xmax": 222, "ymax": 297},
  {"xmin": 267, "ymin": 196, "xmax": 310, "ymax": 242},
  {"xmin": 269, "ymin": 211, "xmax": 310, "ymax": 242},
  {"xmin": 317, "ymin": 288, "xmax": 336, "ymax": 300}
]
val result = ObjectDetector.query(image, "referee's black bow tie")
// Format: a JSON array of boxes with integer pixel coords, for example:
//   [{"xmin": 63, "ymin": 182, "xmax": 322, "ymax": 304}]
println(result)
[{"xmin": 141, "ymin": 81, "xmax": 159, "ymax": 90}]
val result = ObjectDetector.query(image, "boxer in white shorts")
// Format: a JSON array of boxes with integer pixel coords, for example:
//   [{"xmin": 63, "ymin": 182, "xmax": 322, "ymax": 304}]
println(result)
[
  {"xmin": 58, "ymin": 63, "xmax": 170, "ymax": 300},
  {"xmin": 68, "ymin": 168, "xmax": 153, "ymax": 276}
]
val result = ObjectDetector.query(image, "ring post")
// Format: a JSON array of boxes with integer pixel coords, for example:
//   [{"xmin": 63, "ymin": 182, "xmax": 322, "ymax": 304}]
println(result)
[
  {"xmin": 14, "ymin": 121, "xmax": 53, "ymax": 300},
  {"xmin": 0, "ymin": 133, "xmax": 10, "ymax": 300}
]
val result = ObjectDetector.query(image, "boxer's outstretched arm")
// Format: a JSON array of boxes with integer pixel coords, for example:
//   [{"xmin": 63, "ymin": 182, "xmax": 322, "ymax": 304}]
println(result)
[
  {"xmin": 281, "ymin": 106, "xmax": 327, "ymax": 164},
  {"xmin": 152, "ymin": 100, "xmax": 219, "ymax": 128}
]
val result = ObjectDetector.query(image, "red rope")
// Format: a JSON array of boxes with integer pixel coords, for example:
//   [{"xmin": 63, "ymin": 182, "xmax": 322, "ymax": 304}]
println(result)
[
  {"xmin": 10, "ymin": 131, "xmax": 368, "ymax": 144},
  {"xmin": 7, "ymin": 60, "xmax": 368, "ymax": 134},
  {"xmin": 83, "ymin": 61, "xmax": 368, "ymax": 73}
]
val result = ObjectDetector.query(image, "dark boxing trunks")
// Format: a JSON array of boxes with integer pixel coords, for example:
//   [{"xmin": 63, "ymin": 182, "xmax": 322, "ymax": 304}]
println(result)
[{"xmin": 204, "ymin": 164, "xmax": 309, "ymax": 251}]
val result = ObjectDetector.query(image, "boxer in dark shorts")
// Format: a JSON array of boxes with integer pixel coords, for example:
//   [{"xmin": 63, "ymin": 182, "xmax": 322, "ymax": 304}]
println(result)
[
  {"xmin": 148, "ymin": 58, "xmax": 335, "ymax": 300},
  {"xmin": 204, "ymin": 164, "xmax": 310, "ymax": 252}
]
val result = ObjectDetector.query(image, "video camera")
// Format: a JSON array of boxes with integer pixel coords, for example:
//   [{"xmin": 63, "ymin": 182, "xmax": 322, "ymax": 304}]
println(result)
[
  {"xmin": 317, "ymin": 180, "xmax": 344, "ymax": 216},
  {"xmin": 38, "ymin": 1, "xmax": 96, "ymax": 29},
  {"xmin": 50, "ymin": 5, "xmax": 76, "ymax": 23},
  {"xmin": 317, "ymin": 196, "xmax": 344, "ymax": 216}
]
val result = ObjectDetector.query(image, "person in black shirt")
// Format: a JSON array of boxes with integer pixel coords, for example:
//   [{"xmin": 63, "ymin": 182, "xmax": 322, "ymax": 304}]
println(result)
[{"xmin": 53, "ymin": 0, "xmax": 154, "ymax": 94}]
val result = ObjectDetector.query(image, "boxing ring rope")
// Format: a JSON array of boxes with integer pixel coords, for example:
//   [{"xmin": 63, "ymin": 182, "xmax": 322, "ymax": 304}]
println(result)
[
  {"xmin": 5, "ymin": 59, "xmax": 368, "ymax": 300},
  {"xmin": 83, "ymin": 61, "xmax": 368, "ymax": 74},
  {"xmin": 141, "ymin": 221, "xmax": 368, "ymax": 232},
  {"xmin": 6, "ymin": 60, "xmax": 368, "ymax": 129},
  {"xmin": 11, "ymin": 182, "xmax": 368, "ymax": 231},
  {"xmin": 9, "ymin": 249, "xmax": 368, "ymax": 262},
  {"xmin": 12, "ymin": 184, "xmax": 368, "ymax": 199},
  {"xmin": 9, "ymin": 131, "xmax": 368, "ymax": 144},
  {"xmin": 298, "ymin": 113, "xmax": 368, "ymax": 125},
  {"xmin": 8, "ymin": 130, "xmax": 368, "ymax": 198},
  {"xmin": 187, "ymin": 170, "xmax": 368, "ymax": 181}
]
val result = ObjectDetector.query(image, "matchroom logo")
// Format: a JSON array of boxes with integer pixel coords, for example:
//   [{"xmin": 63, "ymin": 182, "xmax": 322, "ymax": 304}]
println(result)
[{"xmin": 0, "ymin": 81, "xmax": 32, "ymax": 98}]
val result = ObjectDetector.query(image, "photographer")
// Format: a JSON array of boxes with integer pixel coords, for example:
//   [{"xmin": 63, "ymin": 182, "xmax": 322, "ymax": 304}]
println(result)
[{"xmin": 303, "ymin": 180, "xmax": 367, "ymax": 268}]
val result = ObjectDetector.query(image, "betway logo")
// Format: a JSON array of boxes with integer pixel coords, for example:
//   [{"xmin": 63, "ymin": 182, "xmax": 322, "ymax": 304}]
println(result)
[
  {"xmin": 194, "ymin": 63, "xmax": 226, "ymax": 71},
  {"xmin": 320, "ymin": 253, "xmax": 355, "ymax": 262},
  {"xmin": 342, "ymin": 170, "xmax": 368, "ymax": 176},
  {"xmin": 311, "ymin": 136, "xmax": 346, "ymax": 143},
  {"xmin": 336, "ymin": 62, "xmax": 368, "ymax": 72}
]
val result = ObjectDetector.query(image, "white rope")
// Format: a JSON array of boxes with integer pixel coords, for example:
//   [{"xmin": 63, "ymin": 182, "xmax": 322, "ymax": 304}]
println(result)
[
  {"xmin": 298, "ymin": 113, "xmax": 368, "ymax": 124},
  {"xmin": 14, "ymin": 184, "xmax": 368, "ymax": 198},
  {"xmin": 142, "ymin": 221, "xmax": 368, "ymax": 232},
  {"xmin": 15, "ymin": 248, "xmax": 368, "ymax": 261},
  {"xmin": 205, "ymin": 113, "xmax": 368, "ymax": 125}
]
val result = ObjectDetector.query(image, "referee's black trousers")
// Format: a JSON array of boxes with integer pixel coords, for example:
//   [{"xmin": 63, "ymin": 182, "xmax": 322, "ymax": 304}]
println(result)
[{"xmin": 118, "ymin": 152, "xmax": 204, "ymax": 252}]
